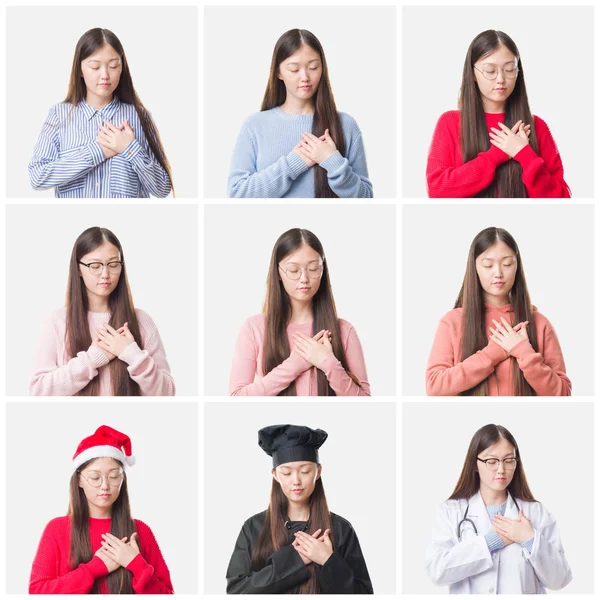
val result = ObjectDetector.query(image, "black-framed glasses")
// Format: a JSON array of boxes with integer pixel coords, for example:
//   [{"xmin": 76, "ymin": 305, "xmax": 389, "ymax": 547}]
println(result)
[
  {"xmin": 78, "ymin": 470, "xmax": 124, "ymax": 488},
  {"xmin": 474, "ymin": 63, "xmax": 519, "ymax": 80},
  {"xmin": 278, "ymin": 261, "xmax": 324, "ymax": 281},
  {"xmin": 78, "ymin": 261, "xmax": 123, "ymax": 275},
  {"xmin": 477, "ymin": 457, "xmax": 518, "ymax": 471}
]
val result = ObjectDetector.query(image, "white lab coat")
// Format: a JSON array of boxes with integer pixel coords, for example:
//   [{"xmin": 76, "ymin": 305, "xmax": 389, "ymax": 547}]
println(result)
[{"xmin": 425, "ymin": 491, "xmax": 572, "ymax": 594}]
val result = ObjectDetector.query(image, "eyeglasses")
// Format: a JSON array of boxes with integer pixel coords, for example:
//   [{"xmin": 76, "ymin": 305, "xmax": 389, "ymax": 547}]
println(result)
[
  {"xmin": 79, "ymin": 471, "xmax": 124, "ymax": 488},
  {"xmin": 79, "ymin": 261, "xmax": 123, "ymax": 275},
  {"xmin": 278, "ymin": 261, "xmax": 324, "ymax": 281},
  {"xmin": 477, "ymin": 457, "xmax": 518, "ymax": 471},
  {"xmin": 474, "ymin": 63, "xmax": 519, "ymax": 80}
]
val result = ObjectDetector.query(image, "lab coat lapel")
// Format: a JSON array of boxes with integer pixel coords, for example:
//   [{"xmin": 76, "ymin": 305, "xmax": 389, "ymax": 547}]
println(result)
[
  {"xmin": 505, "ymin": 491, "xmax": 520, "ymax": 519},
  {"xmin": 466, "ymin": 491, "xmax": 493, "ymax": 537}
]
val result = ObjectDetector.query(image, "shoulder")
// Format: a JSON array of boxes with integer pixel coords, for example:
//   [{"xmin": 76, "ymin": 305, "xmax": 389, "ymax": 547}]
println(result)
[
  {"xmin": 338, "ymin": 318, "xmax": 355, "ymax": 334},
  {"xmin": 331, "ymin": 512, "xmax": 356, "ymax": 531},
  {"xmin": 338, "ymin": 111, "xmax": 361, "ymax": 133},
  {"xmin": 135, "ymin": 308, "xmax": 159, "ymax": 330},
  {"xmin": 532, "ymin": 114, "xmax": 551, "ymax": 132},
  {"xmin": 42, "ymin": 515, "xmax": 71, "ymax": 535},
  {"xmin": 439, "ymin": 307, "xmax": 463, "ymax": 326},
  {"xmin": 531, "ymin": 308, "xmax": 554, "ymax": 330},
  {"xmin": 240, "ymin": 510, "xmax": 267, "ymax": 534},
  {"xmin": 241, "ymin": 109, "xmax": 278, "ymax": 129},
  {"xmin": 134, "ymin": 518, "xmax": 157, "ymax": 539},
  {"xmin": 242, "ymin": 313, "xmax": 266, "ymax": 333},
  {"xmin": 41, "ymin": 307, "xmax": 67, "ymax": 332},
  {"xmin": 437, "ymin": 110, "xmax": 460, "ymax": 127},
  {"xmin": 517, "ymin": 499, "xmax": 554, "ymax": 522}
]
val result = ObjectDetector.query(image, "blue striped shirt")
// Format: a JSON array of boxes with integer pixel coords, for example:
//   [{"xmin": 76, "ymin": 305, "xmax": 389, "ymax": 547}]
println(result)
[{"xmin": 29, "ymin": 97, "xmax": 171, "ymax": 198}]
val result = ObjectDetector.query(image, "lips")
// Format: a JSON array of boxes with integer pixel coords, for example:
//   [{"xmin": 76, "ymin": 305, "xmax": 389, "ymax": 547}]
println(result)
[
  {"xmin": 98, "ymin": 493, "xmax": 111, "ymax": 497},
  {"xmin": 492, "ymin": 282, "xmax": 504, "ymax": 286},
  {"xmin": 299, "ymin": 85, "xmax": 312, "ymax": 90},
  {"xmin": 292, "ymin": 489, "xmax": 304, "ymax": 494}
]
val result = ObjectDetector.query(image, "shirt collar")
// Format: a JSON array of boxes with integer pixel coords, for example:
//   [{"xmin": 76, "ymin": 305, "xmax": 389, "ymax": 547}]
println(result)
[{"xmin": 80, "ymin": 96, "xmax": 121, "ymax": 122}]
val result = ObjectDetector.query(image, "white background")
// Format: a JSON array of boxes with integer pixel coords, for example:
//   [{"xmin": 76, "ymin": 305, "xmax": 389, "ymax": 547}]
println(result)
[
  {"xmin": 203, "ymin": 5, "xmax": 397, "ymax": 198},
  {"xmin": 204, "ymin": 401, "xmax": 396, "ymax": 594},
  {"xmin": 402, "ymin": 401, "xmax": 594, "ymax": 594},
  {"xmin": 402, "ymin": 204, "xmax": 594, "ymax": 396},
  {"xmin": 402, "ymin": 5, "xmax": 594, "ymax": 198},
  {"xmin": 6, "ymin": 6, "xmax": 198, "ymax": 197},
  {"xmin": 5, "ymin": 401, "xmax": 198, "ymax": 594},
  {"xmin": 204, "ymin": 204, "xmax": 396, "ymax": 396},
  {"xmin": 5, "ymin": 204, "xmax": 199, "ymax": 396}
]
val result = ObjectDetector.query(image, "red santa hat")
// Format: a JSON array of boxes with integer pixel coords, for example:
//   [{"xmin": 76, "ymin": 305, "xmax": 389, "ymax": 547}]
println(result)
[{"xmin": 73, "ymin": 425, "xmax": 136, "ymax": 471}]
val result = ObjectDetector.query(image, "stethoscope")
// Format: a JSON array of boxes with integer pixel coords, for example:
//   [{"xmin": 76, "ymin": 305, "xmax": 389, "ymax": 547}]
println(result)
[{"xmin": 457, "ymin": 492, "xmax": 521, "ymax": 540}]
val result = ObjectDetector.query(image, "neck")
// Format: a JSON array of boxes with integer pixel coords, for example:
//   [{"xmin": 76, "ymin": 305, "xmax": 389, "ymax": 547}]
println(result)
[
  {"xmin": 287, "ymin": 501, "xmax": 310, "ymax": 521},
  {"xmin": 88, "ymin": 504, "xmax": 112, "ymax": 519},
  {"xmin": 485, "ymin": 293, "xmax": 509, "ymax": 308},
  {"xmin": 480, "ymin": 486, "xmax": 508, "ymax": 507},
  {"xmin": 280, "ymin": 95, "xmax": 315, "ymax": 115},
  {"xmin": 85, "ymin": 92, "xmax": 113, "ymax": 110},
  {"xmin": 483, "ymin": 98, "xmax": 506, "ymax": 114},
  {"xmin": 87, "ymin": 293, "xmax": 110, "ymax": 313},
  {"xmin": 289, "ymin": 298, "xmax": 313, "ymax": 324}
]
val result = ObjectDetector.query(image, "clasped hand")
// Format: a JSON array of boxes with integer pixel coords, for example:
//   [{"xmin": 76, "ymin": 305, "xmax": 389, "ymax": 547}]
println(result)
[
  {"xmin": 293, "ymin": 528, "xmax": 333, "ymax": 566},
  {"xmin": 94, "ymin": 322, "xmax": 135, "ymax": 360},
  {"xmin": 489, "ymin": 120, "xmax": 531, "ymax": 158},
  {"xmin": 292, "ymin": 329, "xmax": 333, "ymax": 367},
  {"xmin": 95, "ymin": 532, "xmax": 140, "ymax": 572},
  {"xmin": 492, "ymin": 510, "xmax": 534, "ymax": 545},
  {"xmin": 293, "ymin": 129, "xmax": 337, "ymax": 167},
  {"xmin": 96, "ymin": 119, "xmax": 135, "ymax": 158},
  {"xmin": 489, "ymin": 317, "xmax": 529, "ymax": 354}
]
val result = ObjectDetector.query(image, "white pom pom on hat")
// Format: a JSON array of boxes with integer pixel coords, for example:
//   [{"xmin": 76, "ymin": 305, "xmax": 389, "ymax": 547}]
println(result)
[{"xmin": 72, "ymin": 425, "xmax": 136, "ymax": 472}]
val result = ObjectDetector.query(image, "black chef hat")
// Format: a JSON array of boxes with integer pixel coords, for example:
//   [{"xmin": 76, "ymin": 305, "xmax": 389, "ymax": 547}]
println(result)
[{"xmin": 258, "ymin": 424, "xmax": 328, "ymax": 468}]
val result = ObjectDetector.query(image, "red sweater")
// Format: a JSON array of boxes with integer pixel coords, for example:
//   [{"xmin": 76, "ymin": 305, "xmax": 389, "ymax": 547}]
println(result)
[
  {"xmin": 426, "ymin": 111, "xmax": 571, "ymax": 198},
  {"xmin": 426, "ymin": 303, "xmax": 571, "ymax": 396},
  {"xmin": 29, "ymin": 516, "xmax": 174, "ymax": 594}
]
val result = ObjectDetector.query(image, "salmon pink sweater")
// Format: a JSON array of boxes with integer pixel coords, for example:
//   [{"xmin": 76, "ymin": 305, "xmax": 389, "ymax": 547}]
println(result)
[
  {"xmin": 30, "ymin": 307, "xmax": 175, "ymax": 396},
  {"xmin": 426, "ymin": 111, "xmax": 570, "ymax": 198},
  {"xmin": 426, "ymin": 304, "xmax": 571, "ymax": 396},
  {"xmin": 229, "ymin": 314, "xmax": 370, "ymax": 396},
  {"xmin": 29, "ymin": 516, "xmax": 173, "ymax": 594}
]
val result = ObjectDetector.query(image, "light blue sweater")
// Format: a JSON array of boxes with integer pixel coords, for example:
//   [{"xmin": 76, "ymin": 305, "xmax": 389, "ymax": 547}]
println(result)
[
  {"xmin": 484, "ymin": 500, "xmax": 534, "ymax": 554},
  {"xmin": 228, "ymin": 107, "xmax": 373, "ymax": 198}
]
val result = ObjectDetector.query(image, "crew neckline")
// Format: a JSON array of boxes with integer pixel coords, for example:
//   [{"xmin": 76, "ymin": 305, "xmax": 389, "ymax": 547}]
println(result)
[
  {"xmin": 274, "ymin": 106, "xmax": 315, "ymax": 121},
  {"xmin": 286, "ymin": 320, "xmax": 314, "ymax": 330}
]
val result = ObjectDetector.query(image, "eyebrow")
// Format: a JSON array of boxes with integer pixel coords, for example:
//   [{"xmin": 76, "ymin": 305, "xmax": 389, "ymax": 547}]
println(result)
[
  {"xmin": 87, "ymin": 58, "xmax": 120, "ymax": 63},
  {"xmin": 482, "ymin": 453, "xmax": 516, "ymax": 458},
  {"xmin": 286, "ymin": 59, "xmax": 321, "ymax": 66},
  {"xmin": 85, "ymin": 255, "xmax": 121, "ymax": 261},
  {"xmin": 481, "ymin": 255, "xmax": 515, "ymax": 261}
]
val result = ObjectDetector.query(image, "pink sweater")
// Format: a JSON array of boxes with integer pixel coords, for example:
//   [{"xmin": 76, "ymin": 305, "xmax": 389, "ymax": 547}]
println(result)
[
  {"xmin": 30, "ymin": 308, "xmax": 175, "ymax": 396},
  {"xmin": 426, "ymin": 303, "xmax": 571, "ymax": 396},
  {"xmin": 229, "ymin": 314, "xmax": 371, "ymax": 396}
]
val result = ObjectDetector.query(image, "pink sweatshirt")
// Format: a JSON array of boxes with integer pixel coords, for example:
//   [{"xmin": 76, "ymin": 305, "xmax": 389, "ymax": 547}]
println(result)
[
  {"xmin": 30, "ymin": 308, "xmax": 175, "ymax": 396},
  {"xmin": 426, "ymin": 303, "xmax": 571, "ymax": 396},
  {"xmin": 229, "ymin": 314, "xmax": 371, "ymax": 396}
]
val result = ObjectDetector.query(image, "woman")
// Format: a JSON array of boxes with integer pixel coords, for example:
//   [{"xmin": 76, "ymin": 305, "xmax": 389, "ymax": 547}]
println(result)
[
  {"xmin": 226, "ymin": 424, "xmax": 373, "ymax": 593},
  {"xmin": 426, "ymin": 227, "xmax": 570, "ymax": 396},
  {"xmin": 30, "ymin": 426, "xmax": 173, "ymax": 594},
  {"xmin": 29, "ymin": 28, "xmax": 172, "ymax": 198},
  {"xmin": 426, "ymin": 30, "xmax": 569, "ymax": 198},
  {"xmin": 229, "ymin": 228, "xmax": 370, "ymax": 396},
  {"xmin": 425, "ymin": 424, "xmax": 572, "ymax": 593},
  {"xmin": 30, "ymin": 226, "xmax": 175, "ymax": 396},
  {"xmin": 228, "ymin": 28, "xmax": 373, "ymax": 198}
]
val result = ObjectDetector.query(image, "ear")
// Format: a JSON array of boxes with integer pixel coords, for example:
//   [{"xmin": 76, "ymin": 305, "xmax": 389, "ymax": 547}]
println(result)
[
  {"xmin": 77, "ymin": 474, "xmax": 84, "ymax": 489},
  {"xmin": 276, "ymin": 71, "xmax": 282, "ymax": 81},
  {"xmin": 272, "ymin": 468, "xmax": 279, "ymax": 483},
  {"xmin": 316, "ymin": 464, "xmax": 323, "ymax": 479}
]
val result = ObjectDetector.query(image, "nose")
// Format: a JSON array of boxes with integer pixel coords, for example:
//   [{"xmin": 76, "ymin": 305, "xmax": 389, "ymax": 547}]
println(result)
[
  {"xmin": 495, "ymin": 69, "xmax": 506, "ymax": 84},
  {"xmin": 100, "ymin": 475, "xmax": 110, "ymax": 490},
  {"xmin": 497, "ymin": 462, "xmax": 506, "ymax": 474}
]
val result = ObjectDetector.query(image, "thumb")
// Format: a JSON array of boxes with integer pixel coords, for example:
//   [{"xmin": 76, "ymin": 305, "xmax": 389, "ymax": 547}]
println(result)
[
  {"xmin": 125, "ymin": 119, "xmax": 134, "ymax": 132},
  {"xmin": 130, "ymin": 532, "xmax": 139, "ymax": 547},
  {"xmin": 324, "ymin": 128, "xmax": 332, "ymax": 140}
]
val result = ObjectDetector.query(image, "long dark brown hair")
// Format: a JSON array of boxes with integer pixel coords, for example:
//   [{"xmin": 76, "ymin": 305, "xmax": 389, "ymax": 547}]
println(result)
[
  {"xmin": 449, "ymin": 424, "xmax": 536, "ymax": 502},
  {"xmin": 261, "ymin": 29, "xmax": 345, "ymax": 198},
  {"xmin": 262, "ymin": 228, "xmax": 360, "ymax": 395},
  {"xmin": 459, "ymin": 30, "xmax": 538, "ymax": 197},
  {"xmin": 65, "ymin": 28, "xmax": 173, "ymax": 194},
  {"xmin": 66, "ymin": 227, "xmax": 142, "ymax": 396},
  {"xmin": 252, "ymin": 475, "xmax": 333, "ymax": 594},
  {"xmin": 455, "ymin": 227, "xmax": 538, "ymax": 396},
  {"xmin": 68, "ymin": 458, "xmax": 138, "ymax": 594}
]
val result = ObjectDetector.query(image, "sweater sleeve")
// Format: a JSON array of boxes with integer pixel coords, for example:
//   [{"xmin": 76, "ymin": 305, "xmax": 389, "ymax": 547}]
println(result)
[
  {"xmin": 126, "ymin": 522, "xmax": 174, "ymax": 594},
  {"xmin": 28, "ymin": 105, "xmax": 105, "ymax": 190},
  {"xmin": 226, "ymin": 523, "xmax": 309, "ymax": 594},
  {"xmin": 315, "ymin": 527, "xmax": 373, "ymax": 593},
  {"xmin": 426, "ymin": 112, "xmax": 510, "ymax": 198},
  {"xmin": 229, "ymin": 320, "xmax": 311, "ymax": 396},
  {"xmin": 426, "ymin": 318, "xmax": 508, "ymax": 395},
  {"xmin": 319, "ymin": 129, "xmax": 373, "ymax": 198},
  {"xmin": 228, "ymin": 121, "xmax": 309, "ymax": 198},
  {"xmin": 29, "ymin": 522, "xmax": 109, "ymax": 594},
  {"xmin": 118, "ymin": 321, "xmax": 176, "ymax": 396},
  {"xmin": 317, "ymin": 325, "xmax": 371, "ymax": 396},
  {"xmin": 513, "ymin": 117, "xmax": 571, "ymax": 198},
  {"xmin": 509, "ymin": 324, "xmax": 571, "ymax": 396},
  {"xmin": 29, "ymin": 314, "xmax": 111, "ymax": 396},
  {"xmin": 121, "ymin": 132, "xmax": 172, "ymax": 198}
]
